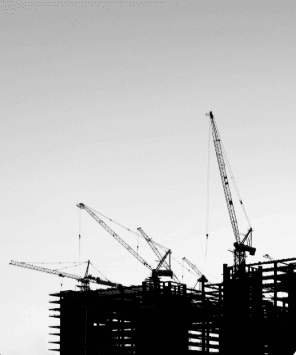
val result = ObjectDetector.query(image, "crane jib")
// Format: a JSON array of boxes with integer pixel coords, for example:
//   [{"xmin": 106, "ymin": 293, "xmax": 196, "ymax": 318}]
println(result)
[{"xmin": 77, "ymin": 203, "xmax": 154, "ymax": 272}]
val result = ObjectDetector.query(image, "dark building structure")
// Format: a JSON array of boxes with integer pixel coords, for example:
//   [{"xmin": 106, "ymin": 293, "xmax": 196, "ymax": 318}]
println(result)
[{"xmin": 49, "ymin": 257, "xmax": 296, "ymax": 354}]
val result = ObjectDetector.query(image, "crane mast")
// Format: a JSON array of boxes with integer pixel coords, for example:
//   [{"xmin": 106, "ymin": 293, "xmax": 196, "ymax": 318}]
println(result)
[{"xmin": 207, "ymin": 111, "xmax": 255, "ymax": 270}]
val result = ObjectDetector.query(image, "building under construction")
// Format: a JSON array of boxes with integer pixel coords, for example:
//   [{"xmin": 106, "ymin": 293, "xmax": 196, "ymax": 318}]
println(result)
[
  {"xmin": 10, "ymin": 111, "xmax": 295, "ymax": 354},
  {"xmin": 48, "ymin": 256, "xmax": 296, "ymax": 354}
]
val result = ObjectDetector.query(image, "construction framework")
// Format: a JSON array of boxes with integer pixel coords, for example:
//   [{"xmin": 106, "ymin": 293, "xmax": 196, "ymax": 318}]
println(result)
[{"xmin": 49, "ymin": 257, "xmax": 296, "ymax": 354}]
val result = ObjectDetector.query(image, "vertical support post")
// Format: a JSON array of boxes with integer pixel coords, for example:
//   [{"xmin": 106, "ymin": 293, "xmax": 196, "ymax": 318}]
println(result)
[
  {"xmin": 253, "ymin": 266, "xmax": 263, "ymax": 355},
  {"xmin": 273, "ymin": 261, "xmax": 277, "ymax": 318},
  {"xmin": 59, "ymin": 292, "xmax": 62, "ymax": 355},
  {"xmin": 219, "ymin": 283, "xmax": 222, "ymax": 354},
  {"xmin": 206, "ymin": 303, "xmax": 210, "ymax": 353},
  {"xmin": 201, "ymin": 276, "xmax": 206, "ymax": 353},
  {"xmin": 120, "ymin": 287, "xmax": 125, "ymax": 352},
  {"xmin": 142, "ymin": 281, "xmax": 146, "ymax": 294},
  {"xmin": 119, "ymin": 318, "xmax": 121, "ymax": 353},
  {"xmin": 83, "ymin": 305, "xmax": 87, "ymax": 355},
  {"xmin": 220, "ymin": 264, "xmax": 229, "ymax": 355},
  {"xmin": 182, "ymin": 283, "xmax": 186, "ymax": 295},
  {"xmin": 287, "ymin": 264, "xmax": 295, "ymax": 328}
]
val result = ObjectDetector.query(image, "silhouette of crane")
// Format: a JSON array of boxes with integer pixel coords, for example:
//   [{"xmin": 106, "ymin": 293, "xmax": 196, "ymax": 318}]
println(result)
[
  {"xmin": 10, "ymin": 260, "xmax": 121, "ymax": 289},
  {"xmin": 77, "ymin": 203, "xmax": 178, "ymax": 281},
  {"xmin": 137, "ymin": 227, "xmax": 179, "ymax": 281},
  {"xmin": 207, "ymin": 111, "xmax": 255, "ymax": 271},
  {"xmin": 182, "ymin": 257, "xmax": 208, "ymax": 287}
]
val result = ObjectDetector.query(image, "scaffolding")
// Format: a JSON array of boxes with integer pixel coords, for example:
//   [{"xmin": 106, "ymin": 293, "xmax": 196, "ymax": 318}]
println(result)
[{"xmin": 49, "ymin": 257, "xmax": 296, "ymax": 354}]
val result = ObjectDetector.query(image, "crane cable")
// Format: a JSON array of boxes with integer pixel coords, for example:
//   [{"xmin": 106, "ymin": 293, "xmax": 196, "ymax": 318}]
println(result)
[
  {"xmin": 90, "ymin": 261, "xmax": 112, "ymax": 283},
  {"xmin": 24, "ymin": 260, "xmax": 113, "ymax": 283},
  {"xmin": 182, "ymin": 257, "xmax": 184, "ymax": 283},
  {"xmin": 79, "ymin": 208, "xmax": 82, "ymax": 263},
  {"xmin": 205, "ymin": 118, "xmax": 211, "ymax": 262},
  {"xmin": 25, "ymin": 261, "xmax": 85, "ymax": 264},
  {"xmin": 137, "ymin": 232, "xmax": 139, "ymax": 272},
  {"xmin": 88, "ymin": 206, "xmax": 169, "ymax": 251},
  {"xmin": 53, "ymin": 261, "xmax": 89, "ymax": 272}
]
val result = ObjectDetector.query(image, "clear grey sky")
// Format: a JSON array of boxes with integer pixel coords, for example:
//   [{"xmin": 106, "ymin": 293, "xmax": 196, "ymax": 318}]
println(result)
[{"xmin": 1, "ymin": 1, "xmax": 295, "ymax": 354}]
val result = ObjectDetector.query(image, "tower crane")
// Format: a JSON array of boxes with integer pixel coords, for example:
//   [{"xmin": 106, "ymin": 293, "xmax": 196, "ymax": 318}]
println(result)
[
  {"xmin": 77, "ymin": 203, "xmax": 177, "ymax": 281},
  {"xmin": 152, "ymin": 249, "xmax": 174, "ymax": 278},
  {"xmin": 182, "ymin": 257, "xmax": 208, "ymax": 284},
  {"xmin": 9, "ymin": 260, "xmax": 121, "ymax": 288},
  {"xmin": 137, "ymin": 227, "xmax": 179, "ymax": 282},
  {"xmin": 207, "ymin": 111, "xmax": 255, "ymax": 271}
]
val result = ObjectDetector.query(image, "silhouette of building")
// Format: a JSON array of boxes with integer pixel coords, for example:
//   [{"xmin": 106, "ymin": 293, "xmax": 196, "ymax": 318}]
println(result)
[{"xmin": 49, "ymin": 257, "xmax": 296, "ymax": 354}]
